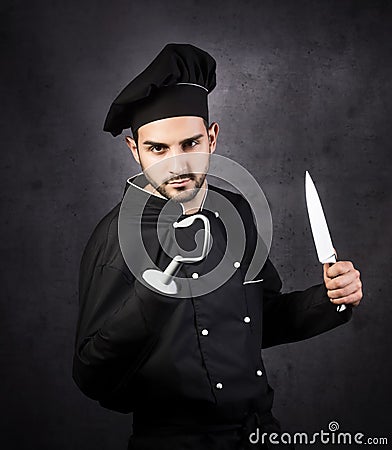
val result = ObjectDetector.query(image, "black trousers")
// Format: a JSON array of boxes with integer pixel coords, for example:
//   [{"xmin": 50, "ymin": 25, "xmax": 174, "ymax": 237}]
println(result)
[{"xmin": 127, "ymin": 412, "xmax": 295, "ymax": 450}]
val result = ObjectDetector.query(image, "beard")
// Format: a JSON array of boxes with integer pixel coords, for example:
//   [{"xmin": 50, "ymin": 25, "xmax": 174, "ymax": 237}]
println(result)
[
  {"xmin": 156, "ymin": 173, "xmax": 206, "ymax": 203},
  {"xmin": 151, "ymin": 172, "xmax": 207, "ymax": 203}
]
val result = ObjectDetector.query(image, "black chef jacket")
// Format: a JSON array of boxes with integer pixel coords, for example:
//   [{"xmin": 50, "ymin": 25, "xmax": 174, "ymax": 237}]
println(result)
[{"xmin": 72, "ymin": 174, "xmax": 352, "ymax": 448}]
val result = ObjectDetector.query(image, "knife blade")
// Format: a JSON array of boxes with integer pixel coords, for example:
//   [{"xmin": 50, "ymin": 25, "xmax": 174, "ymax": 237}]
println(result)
[{"xmin": 305, "ymin": 171, "xmax": 346, "ymax": 312}]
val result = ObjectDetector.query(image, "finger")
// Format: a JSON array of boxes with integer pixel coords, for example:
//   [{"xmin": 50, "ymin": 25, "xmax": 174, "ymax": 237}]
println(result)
[
  {"xmin": 324, "ymin": 270, "xmax": 361, "ymax": 291},
  {"xmin": 326, "ymin": 261, "xmax": 354, "ymax": 278},
  {"xmin": 327, "ymin": 280, "xmax": 362, "ymax": 299},
  {"xmin": 329, "ymin": 290, "xmax": 363, "ymax": 306}
]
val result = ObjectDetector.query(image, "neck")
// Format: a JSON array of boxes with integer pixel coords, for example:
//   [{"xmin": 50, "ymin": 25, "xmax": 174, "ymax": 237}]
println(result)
[{"xmin": 182, "ymin": 179, "xmax": 207, "ymax": 215}]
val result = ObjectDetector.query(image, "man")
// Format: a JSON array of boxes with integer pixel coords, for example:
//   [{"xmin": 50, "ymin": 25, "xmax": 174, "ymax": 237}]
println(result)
[{"xmin": 72, "ymin": 44, "xmax": 362, "ymax": 450}]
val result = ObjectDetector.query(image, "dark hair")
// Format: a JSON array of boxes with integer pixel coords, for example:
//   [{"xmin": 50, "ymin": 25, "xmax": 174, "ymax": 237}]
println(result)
[{"xmin": 133, "ymin": 118, "xmax": 209, "ymax": 148}]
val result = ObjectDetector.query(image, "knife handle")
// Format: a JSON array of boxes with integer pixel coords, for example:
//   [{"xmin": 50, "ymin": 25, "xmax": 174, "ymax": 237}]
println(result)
[{"xmin": 327, "ymin": 259, "xmax": 347, "ymax": 312}]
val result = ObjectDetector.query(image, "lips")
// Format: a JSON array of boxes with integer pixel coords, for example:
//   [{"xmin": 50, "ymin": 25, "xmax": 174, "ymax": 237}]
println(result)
[{"xmin": 168, "ymin": 177, "xmax": 191, "ymax": 187}]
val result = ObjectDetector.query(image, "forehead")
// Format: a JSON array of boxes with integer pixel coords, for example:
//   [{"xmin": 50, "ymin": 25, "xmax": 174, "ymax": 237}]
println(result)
[{"xmin": 137, "ymin": 116, "xmax": 206, "ymax": 143}]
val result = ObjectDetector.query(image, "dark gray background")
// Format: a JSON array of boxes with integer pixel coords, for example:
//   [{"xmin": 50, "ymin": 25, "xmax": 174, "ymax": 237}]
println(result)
[{"xmin": 1, "ymin": 0, "xmax": 391, "ymax": 449}]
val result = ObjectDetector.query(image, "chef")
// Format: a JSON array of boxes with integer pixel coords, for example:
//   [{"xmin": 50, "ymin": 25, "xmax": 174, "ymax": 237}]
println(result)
[{"xmin": 72, "ymin": 43, "xmax": 363, "ymax": 450}]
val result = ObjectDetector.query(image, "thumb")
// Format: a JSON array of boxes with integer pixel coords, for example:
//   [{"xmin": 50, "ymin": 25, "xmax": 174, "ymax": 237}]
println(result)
[{"xmin": 323, "ymin": 263, "xmax": 329, "ymax": 282}]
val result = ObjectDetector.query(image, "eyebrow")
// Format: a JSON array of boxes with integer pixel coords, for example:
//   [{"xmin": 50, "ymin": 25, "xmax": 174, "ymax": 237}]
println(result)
[{"xmin": 142, "ymin": 133, "xmax": 204, "ymax": 147}]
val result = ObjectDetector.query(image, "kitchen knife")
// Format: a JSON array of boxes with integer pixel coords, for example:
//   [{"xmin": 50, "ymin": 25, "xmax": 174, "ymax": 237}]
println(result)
[{"xmin": 305, "ymin": 171, "xmax": 346, "ymax": 312}]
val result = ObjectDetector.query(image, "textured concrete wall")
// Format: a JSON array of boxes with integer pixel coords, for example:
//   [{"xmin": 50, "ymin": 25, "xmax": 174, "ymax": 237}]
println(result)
[{"xmin": 1, "ymin": 0, "xmax": 391, "ymax": 448}]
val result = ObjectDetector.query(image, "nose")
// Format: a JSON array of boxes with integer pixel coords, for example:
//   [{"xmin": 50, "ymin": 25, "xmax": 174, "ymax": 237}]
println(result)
[{"xmin": 167, "ymin": 147, "xmax": 189, "ymax": 176}]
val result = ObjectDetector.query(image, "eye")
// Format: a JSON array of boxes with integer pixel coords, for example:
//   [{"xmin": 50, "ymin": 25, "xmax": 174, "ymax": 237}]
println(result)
[
  {"xmin": 149, "ymin": 145, "xmax": 166, "ymax": 153},
  {"xmin": 182, "ymin": 140, "xmax": 199, "ymax": 149}
]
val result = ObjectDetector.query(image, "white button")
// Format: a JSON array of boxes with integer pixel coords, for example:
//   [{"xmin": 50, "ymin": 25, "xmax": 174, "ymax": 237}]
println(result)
[
  {"xmin": 214, "ymin": 211, "xmax": 219, "ymax": 218},
  {"xmin": 256, "ymin": 370, "xmax": 263, "ymax": 376},
  {"xmin": 216, "ymin": 382, "xmax": 223, "ymax": 389},
  {"xmin": 234, "ymin": 261, "xmax": 241, "ymax": 268},
  {"xmin": 243, "ymin": 316, "xmax": 251, "ymax": 323},
  {"xmin": 201, "ymin": 329, "xmax": 209, "ymax": 336},
  {"xmin": 192, "ymin": 272, "xmax": 199, "ymax": 279}
]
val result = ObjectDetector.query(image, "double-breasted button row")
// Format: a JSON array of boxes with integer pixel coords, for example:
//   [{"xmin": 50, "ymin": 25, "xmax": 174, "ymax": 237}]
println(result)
[
  {"xmin": 190, "ymin": 262, "xmax": 241, "ymax": 280},
  {"xmin": 214, "ymin": 370, "xmax": 262, "ymax": 391}
]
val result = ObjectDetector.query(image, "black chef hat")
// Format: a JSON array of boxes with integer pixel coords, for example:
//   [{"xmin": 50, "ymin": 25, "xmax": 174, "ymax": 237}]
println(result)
[{"xmin": 103, "ymin": 43, "xmax": 216, "ymax": 137}]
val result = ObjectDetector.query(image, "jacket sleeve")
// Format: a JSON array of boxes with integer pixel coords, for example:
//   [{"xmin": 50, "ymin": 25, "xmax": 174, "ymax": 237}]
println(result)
[
  {"xmin": 261, "ymin": 258, "xmax": 353, "ymax": 349},
  {"xmin": 237, "ymin": 194, "xmax": 353, "ymax": 349},
  {"xmin": 72, "ymin": 211, "xmax": 183, "ymax": 412}
]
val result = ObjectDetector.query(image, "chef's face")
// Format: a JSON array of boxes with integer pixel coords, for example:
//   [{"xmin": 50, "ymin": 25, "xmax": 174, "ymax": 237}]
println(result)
[{"xmin": 126, "ymin": 116, "xmax": 219, "ymax": 203}]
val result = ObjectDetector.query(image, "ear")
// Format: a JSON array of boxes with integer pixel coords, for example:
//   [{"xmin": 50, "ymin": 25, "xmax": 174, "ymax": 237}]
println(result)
[
  {"xmin": 125, "ymin": 136, "xmax": 140, "ymax": 164},
  {"xmin": 208, "ymin": 122, "xmax": 219, "ymax": 154}
]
